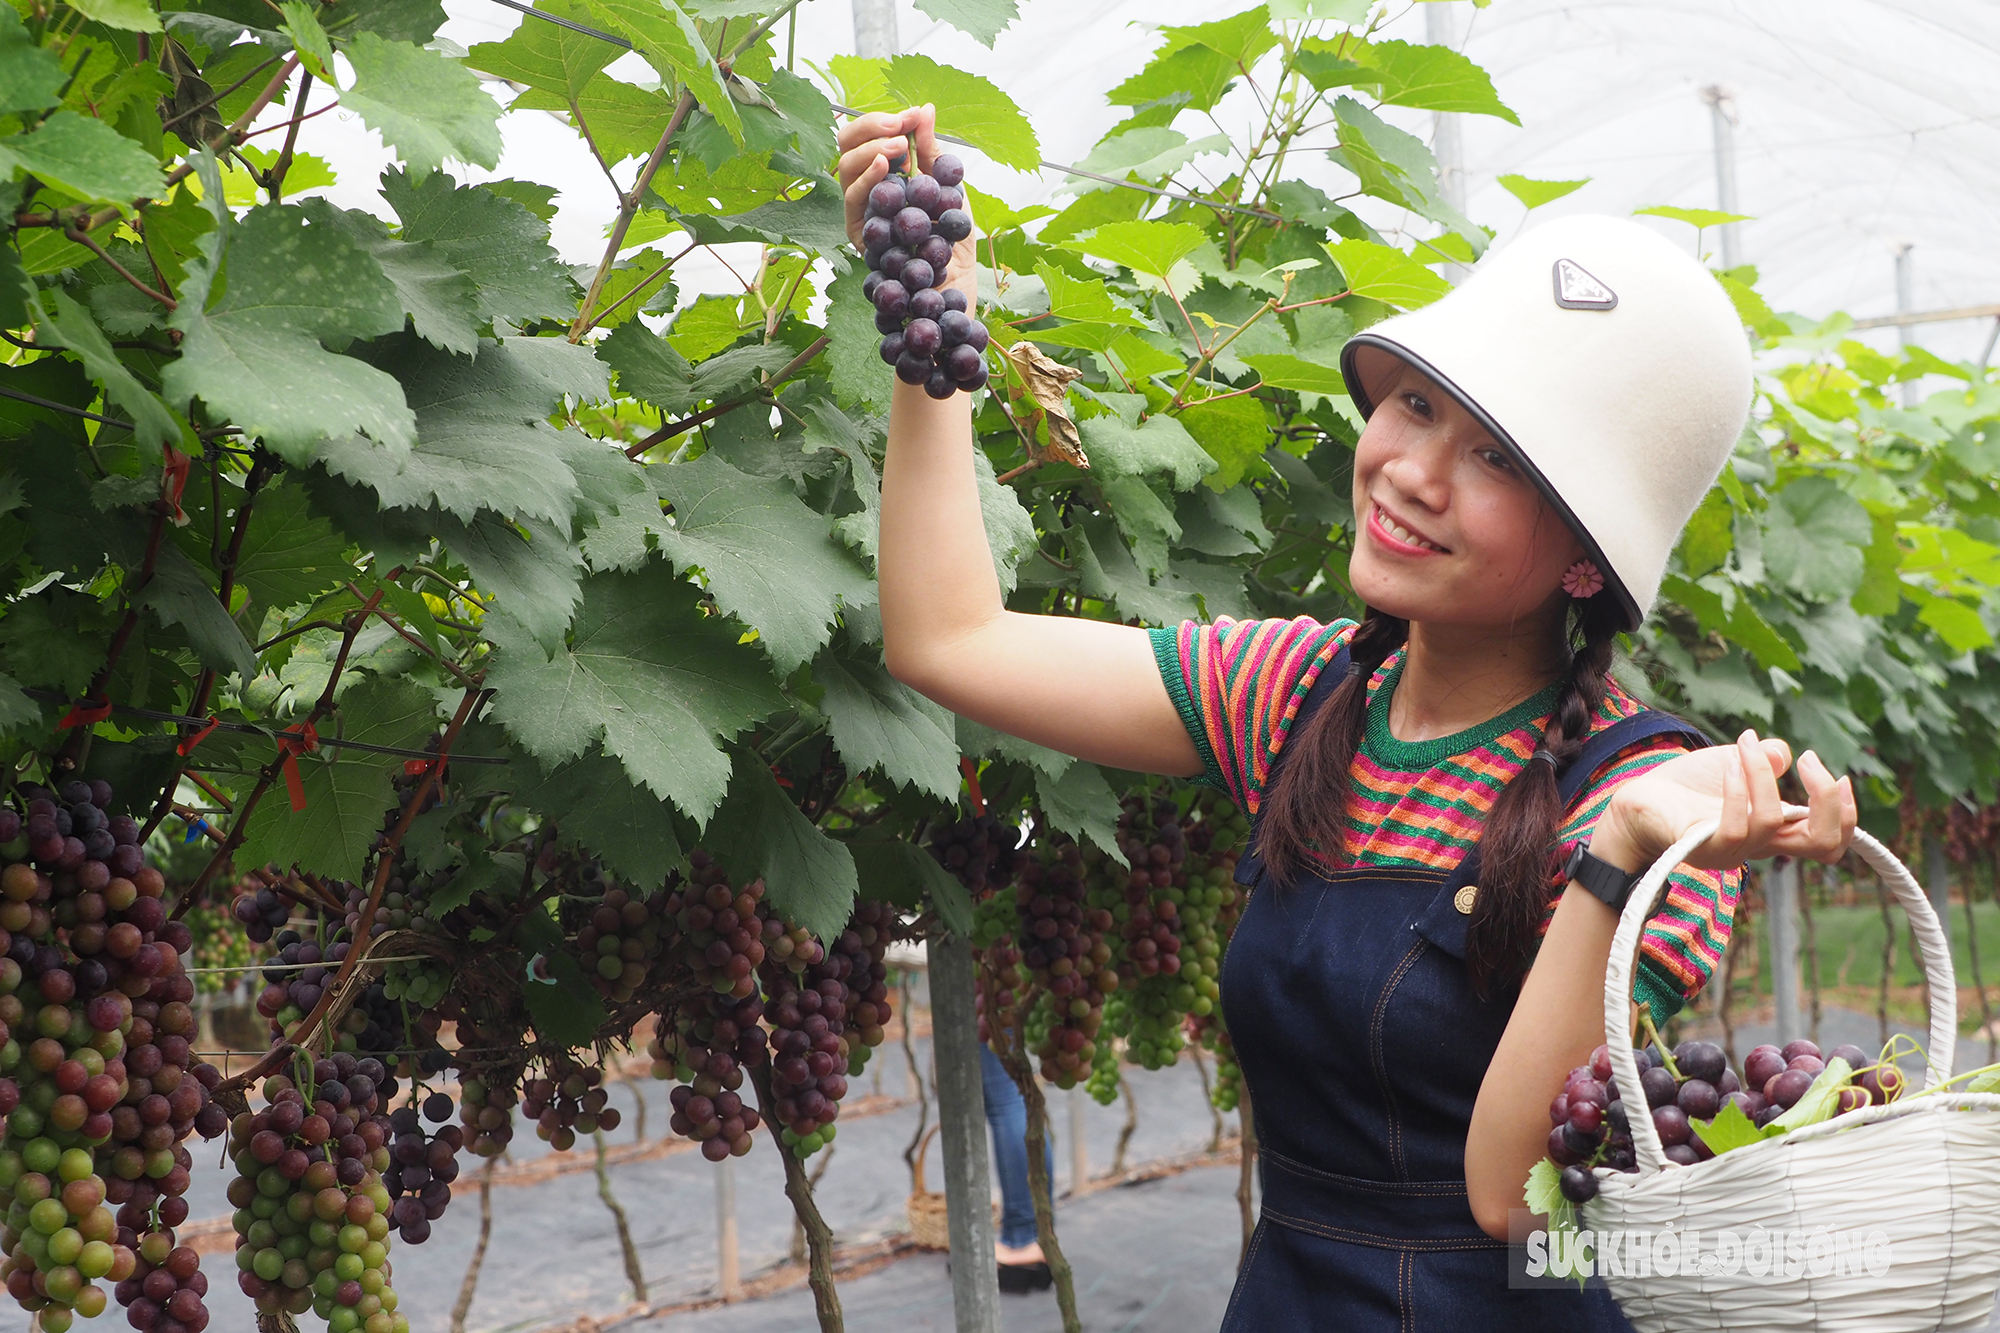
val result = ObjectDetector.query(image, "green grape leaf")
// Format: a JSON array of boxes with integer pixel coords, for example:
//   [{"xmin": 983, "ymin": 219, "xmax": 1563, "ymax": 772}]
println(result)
[
  {"xmin": 1035, "ymin": 260, "xmax": 1148, "ymax": 328},
  {"xmin": 1634, "ymin": 204, "xmax": 1753, "ymax": 230},
  {"xmin": 278, "ymin": 0, "xmax": 334, "ymax": 80},
  {"xmin": 319, "ymin": 335, "xmax": 606, "ymax": 527},
  {"xmin": 464, "ymin": 0, "xmax": 615, "ymax": 99},
  {"xmin": 164, "ymin": 183, "xmax": 413, "ymax": 463},
  {"xmin": 483, "ymin": 567, "xmax": 783, "ymax": 822},
  {"xmin": 1177, "ymin": 395, "xmax": 1272, "ymax": 492},
  {"xmin": 332, "ymin": 0, "xmax": 448, "ymax": 45},
  {"xmin": 0, "ymin": 112, "xmax": 164, "ymax": 208},
  {"xmin": 706, "ymin": 750, "xmax": 858, "ymax": 943},
  {"xmin": 1914, "ymin": 591, "xmax": 1992, "ymax": 653},
  {"xmin": 235, "ymin": 675, "xmax": 441, "ymax": 878},
  {"xmin": 1066, "ymin": 219, "xmax": 1208, "ymax": 282},
  {"xmin": 869, "ymin": 54, "xmax": 1037, "ymax": 171},
  {"xmin": 70, "ymin": 0, "xmax": 162, "ymax": 33},
  {"xmin": 1763, "ymin": 477, "xmax": 1870, "ymax": 603},
  {"xmin": 1679, "ymin": 487, "xmax": 1733, "ymax": 578},
  {"xmin": 1239, "ymin": 353, "xmax": 1348, "ymax": 396},
  {"xmin": 579, "ymin": 0, "xmax": 741, "ymax": 147},
  {"xmin": 443, "ymin": 512, "xmax": 585, "ymax": 653},
  {"xmin": 31, "ymin": 289, "xmax": 181, "ymax": 456},
  {"xmin": 0, "ymin": 588, "xmax": 109, "ymax": 694},
  {"xmin": 910, "ymin": 0, "xmax": 1018, "ymax": 47},
  {"xmin": 301, "ymin": 199, "xmax": 481, "ymax": 356},
  {"xmin": 514, "ymin": 749, "xmax": 687, "ymax": 887},
  {"xmin": 381, "ymin": 169, "xmax": 577, "ymax": 329},
  {"xmin": 1674, "ymin": 650, "xmax": 1773, "ymax": 725},
  {"xmin": 339, "ymin": 35, "xmax": 503, "ymax": 178},
  {"xmin": 512, "ymin": 75, "xmax": 680, "ymax": 167},
  {"xmin": 1077, "ymin": 394, "xmax": 1217, "ymax": 490},
  {"xmin": 1068, "ymin": 128, "xmax": 1232, "ymax": 193},
  {"xmin": 0, "ymin": 6, "xmax": 66, "ymax": 112},
  {"xmin": 1034, "ymin": 760, "xmax": 1125, "ymax": 866},
  {"xmin": 135, "ymin": 543, "xmax": 258, "ymax": 680},
  {"xmin": 650, "ymin": 450, "xmax": 876, "ymax": 672},
  {"xmin": 814, "ymin": 645, "xmax": 960, "ymax": 801},
  {"xmin": 1108, "ymin": 43, "xmax": 1236, "ymax": 115},
  {"xmin": 848, "ymin": 834, "xmax": 972, "ymax": 937},
  {"xmin": 1101, "ymin": 473, "xmax": 1179, "ymax": 576},
  {"xmin": 1175, "ymin": 483, "xmax": 1270, "ymax": 557},
  {"xmin": 1354, "ymin": 39, "xmax": 1518, "ymax": 123},
  {"xmin": 957, "ymin": 715, "xmax": 1073, "ymax": 779},
  {"xmin": 221, "ymin": 481, "xmax": 351, "ymax": 615},
  {"xmin": 1691, "ymin": 1094, "xmax": 1768, "ymax": 1155},
  {"xmin": 1324, "ymin": 237, "xmax": 1450, "ymax": 308},
  {"xmin": 1767, "ymin": 1057, "xmax": 1855, "ymax": 1134},
  {"xmin": 559, "ymin": 435, "xmax": 660, "ymax": 572},
  {"xmin": 1497, "ymin": 173, "xmax": 1588, "ymax": 210},
  {"xmin": 1154, "ymin": 6, "xmax": 1276, "ymax": 68},
  {"xmin": 522, "ymin": 945, "xmax": 610, "ymax": 1045},
  {"xmin": 0, "ymin": 669, "xmax": 40, "ymax": 738},
  {"xmin": 975, "ymin": 447, "xmax": 1036, "ymax": 597}
]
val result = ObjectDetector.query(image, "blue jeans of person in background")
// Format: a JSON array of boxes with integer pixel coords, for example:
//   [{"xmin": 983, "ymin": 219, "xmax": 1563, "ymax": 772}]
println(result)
[{"xmin": 980, "ymin": 1043, "xmax": 1053, "ymax": 1250}]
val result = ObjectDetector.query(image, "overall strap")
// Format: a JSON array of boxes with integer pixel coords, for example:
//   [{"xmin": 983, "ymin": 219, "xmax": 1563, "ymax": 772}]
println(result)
[{"xmin": 1231, "ymin": 640, "xmax": 1354, "ymax": 891}]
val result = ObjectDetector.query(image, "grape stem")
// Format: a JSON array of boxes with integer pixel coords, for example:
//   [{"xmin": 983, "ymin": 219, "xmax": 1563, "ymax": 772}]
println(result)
[
  {"xmin": 623, "ymin": 334, "xmax": 830, "ymax": 458},
  {"xmin": 569, "ymin": 89, "xmax": 698, "ymax": 341},
  {"xmin": 593, "ymin": 1129, "xmax": 648, "ymax": 1302},
  {"xmin": 991, "ymin": 1019, "xmax": 1082, "ymax": 1333},
  {"xmin": 748, "ymin": 1062, "xmax": 845, "ymax": 1332},
  {"xmin": 1636, "ymin": 1003, "xmax": 1682, "ymax": 1080},
  {"xmin": 449, "ymin": 1156, "xmax": 501, "ymax": 1333}
]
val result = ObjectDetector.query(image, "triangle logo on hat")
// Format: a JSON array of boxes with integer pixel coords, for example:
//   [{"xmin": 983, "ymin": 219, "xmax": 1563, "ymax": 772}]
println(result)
[{"xmin": 1552, "ymin": 258, "xmax": 1618, "ymax": 311}]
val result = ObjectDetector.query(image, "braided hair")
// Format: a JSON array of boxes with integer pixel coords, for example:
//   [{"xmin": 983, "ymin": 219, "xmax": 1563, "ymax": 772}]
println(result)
[{"xmin": 1257, "ymin": 594, "xmax": 1624, "ymax": 997}]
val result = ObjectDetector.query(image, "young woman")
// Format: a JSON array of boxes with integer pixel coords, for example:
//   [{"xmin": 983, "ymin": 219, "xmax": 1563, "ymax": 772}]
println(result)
[{"xmin": 836, "ymin": 107, "xmax": 1857, "ymax": 1329}]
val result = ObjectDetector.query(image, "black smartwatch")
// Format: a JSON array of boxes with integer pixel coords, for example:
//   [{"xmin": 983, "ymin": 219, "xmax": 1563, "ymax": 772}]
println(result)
[{"xmin": 1563, "ymin": 842, "xmax": 1644, "ymax": 912}]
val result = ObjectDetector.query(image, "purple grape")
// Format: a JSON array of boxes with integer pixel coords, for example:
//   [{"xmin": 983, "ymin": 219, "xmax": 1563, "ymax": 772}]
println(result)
[
  {"xmin": 895, "ymin": 351, "xmax": 933, "ymax": 385},
  {"xmin": 937, "ymin": 186, "xmax": 964, "ymax": 213},
  {"xmin": 867, "ymin": 179, "xmax": 906, "ymax": 217},
  {"xmin": 873, "ymin": 279, "xmax": 909, "ymax": 319},
  {"xmin": 906, "ymin": 174, "xmax": 942, "ymax": 214},
  {"xmin": 1663, "ymin": 1144, "xmax": 1700, "ymax": 1166},
  {"xmin": 924, "ymin": 369, "xmax": 957, "ymax": 400},
  {"xmin": 1768, "ymin": 1068, "xmax": 1815, "ymax": 1108},
  {"xmin": 1676, "ymin": 1078, "xmax": 1719, "ymax": 1120},
  {"xmin": 862, "ymin": 270, "xmax": 882, "ymax": 303},
  {"xmin": 877, "ymin": 247, "xmax": 909, "ymax": 280},
  {"xmin": 1640, "ymin": 1065, "xmax": 1677, "ymax": 1108},
  {"xmin": 931, "ymin": 153, "xmax": 964, "ymax": 189},
  {"xmin": 916, "ymin": 234, "xmax": 953, "ymax": 273},
  {"xmin": 892, "ymin": 206, "xmax": 931, "ymax": 248},
  {"xmin": 945, "ymin": 343, "xmax": 983, "ymax": 382},
  {"xmin": 935, "ymin": 209, "xmax": 972, "ymax": 243},
  {"xmin": 1651, "ymin": 1104, "xmax": 1691, "ymax": 1146},
  {"xmin": 963, "ymin": 319, "xmax": 990, "ymax": 353},
  {"xmin": 879, "ymin": 332, "xmax": 905, "ymax": 366},
  {"xmin": 903, "ymin": 318, "xmax": 942, "ymax": 357},
  {"xmin": 938, "ymin": 309, "xmax": 972, "ymax": 345},
  {"xmin": 1558, "ymin": 1164, "xmax": 1598, "ymax": 1203},
  {"xmin": 909, "ymin": 287, "xmax": 945, "ymax": 322},
  {"xmin": 875, "ymin": 307, "xmax": 904, "ymax": 335},
  {"xmin": 899, "ymin": 258, "xmax": 935, "ymax": 292},
  {"xmin": 862, "ymin": 218, "xmax": 893, "ymax": 259},
  {"xmin": 1673, "ymin": 1041, "xmax": 1728, "ymax": 1084},
  {"xmin": 956, "ymin": 362, "xmax": 988, "ymax": 393},
  {"xmin": 941, "ymin": 288, "xmax": 968, "ymax": 314}
]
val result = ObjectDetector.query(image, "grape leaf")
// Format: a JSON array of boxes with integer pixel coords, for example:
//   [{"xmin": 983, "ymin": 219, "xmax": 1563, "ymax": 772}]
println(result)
[
  {"xmin": 340, "ymin": 35, "xmax": 503, "ymax": 178},
  {"xmin": 1239, "ymin": 353, "xmax": 1348, "ymax": 397},
  {"xmin": 1768, "ymin": 1057, "xmax": 1855, "ymax": 1133},
  {"xmin": 31, "ymin": 289, "xmax": 181, "ymax": 456},
  {"xmin": 1154, "ymin": 6, "xmax": 1276, "ymax": 68},
  {"xmin": 0, "ymin": 7, "xmax": 68, "ymax": 111},
  {"xmin": 71, "ymin": 0, "xmax": 163, "ymax": 33},
  {"xmin": 1763, "ymin": 477, "xmax": 1869, "ymax": 603},
  {"xmin": 1101, "ymin": 474, "xmax": 1179, "ymax": 576},
  {"xmin": 579, "ymin": 0, "xmax": 741, "ymax": 148},
  {"xmin": 302, "ymin": 199, "xmax": 481, "ymax": 356},
  {"xmin": 483, "ymin": 567, "xmax": 782, "ymax": 822},
  {"xmin": 1324, "ymin": 238, "xmax": 1450, "ymax": 308},
  {"xmin": 1108, "ymin": 44, "xmax": 1236, "ymax": 115},
  {"xmin": 705, "ymin": 749, "xmax": 858, "ymax": 944},
  {"xmin": 1176, "ymin": 484, "xmax": 1270, "ymax": 557},
  {"xmin": 876, "ymin": 54, "xmax": 1037, "ymax": 172},
  {"xmin": 166, "ymin": 191, "xmax": 413, "ymax": 464},
  {"xmin": 957, "ymin": 715, "xmax": 1072, "ymax": 779},
  {"xmin": 381, "ymin": 169, "xmax": 576, "ymax": 329},
  {"xmin": 514, "ymin": 749, "xmax": 687, "ymax": 887},
  {"xmin": 278, "ymin": 0, "xmax": 334, "ymax": 80},
  {"xmin": 975, "ymin": 445, "xmax": 1037, "ymax": 597},
  {"xmin": 814, "ymin": 644, "xmax": 960, "ymax": 801},
  {"xmin": 235, "ymin": 675, "xmax": 441, "ymax": 879},
  {"xmin": 1177, "ymin": 394, "xmax": 1271, "ymax": 491},
  {"xmin": 0, "ymin": 112, "xmax": 164, "ymax": 208},
  {"xmin": 522, "ymin": 944, "xmax": 610, "ymax": 1045},
  {"xmin": 824, "ymin": 265, "xmax": 886, "ymax": 410},
  {"xmin": 320, "ymin": 335, "xmax": 606, "ymax": 527},
  {"xmin": 1077, "ymin": 394, "xmax": 1216, "ymax": 489},
  {"xmin": 911, "ymin": 0, "xmax": 1017, "ymax": 46},
  {"xmin": 649, "ymin": 450, "xmax": 876, "ymax": 673},
  {"xmin": 1498, "ymin": 173, "xmax": 1589, "ymax": 210},
  {"xmin": 1034, "ymin": 760, "xmax": 1125, "ymax": 865},
  {"xmin": 848, "ymin": 833, "xmax": 972, "ymax": 935},
  {"xmin": 558, "ymin": 435, "xmax": 660, "ymax": 572},
  {"xmin": 0, "ymin": 670, "xmax": 40, "ymax": 738},
  {"xmin": 511, "ymin": 75, "xmax": 679, "ymax": 167},
  {"xmin": 463, "ymin": 0, "xmax": 615, "ymax": 100},
  {"xmin": 1067, "ymin": 220, "xmax": 1208, "ymax": 283},
  {"xmin": 218, "ymin": 482, "xmax": 351, "ymax": 616},
  {"xmin": 1635, "ymin": 204, "xmax": 1753, "ymax": 230},
  {"xmin": 441, "ymin": 512, "xmax": 584, "ymax": 654},
  {"xmin": 1690, "ymin": 1094, "xmax": 1768, "ymax": 1156},
  {"xmin": 1068, "ymin": 128, "xmax": 1231, "ymax": 192},
  {"xmin": 331, "ymin": 0, "xmax": 448, "ymax": 45},
  {"xmin": 1353, "ymin": 39, "xmax": 1518, "ymax": 123},
  {"xmin": 0, "ymin": 587, "xmax": 111, "ymax": 694},
  {"xmin": 1035, "ymin": 260, "xmax": 1148, "ymax": 329}
]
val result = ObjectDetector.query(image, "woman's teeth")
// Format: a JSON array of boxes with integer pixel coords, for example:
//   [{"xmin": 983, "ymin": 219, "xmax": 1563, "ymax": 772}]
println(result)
[{"xmin": 1376, "ymin": 506, "xmax": 1439, "ymax": 551}]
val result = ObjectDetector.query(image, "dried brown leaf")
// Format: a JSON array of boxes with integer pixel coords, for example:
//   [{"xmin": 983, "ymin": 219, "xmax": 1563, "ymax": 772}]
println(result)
[{"xmin": 1002, "ymin": 340, "xmax": 1088, "ymax": 469}]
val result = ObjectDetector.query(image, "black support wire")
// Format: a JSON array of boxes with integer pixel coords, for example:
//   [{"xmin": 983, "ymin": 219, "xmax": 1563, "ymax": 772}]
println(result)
[{"xmin": 479, "ymin": 0, "xmax": 1284, "ymax": 223}]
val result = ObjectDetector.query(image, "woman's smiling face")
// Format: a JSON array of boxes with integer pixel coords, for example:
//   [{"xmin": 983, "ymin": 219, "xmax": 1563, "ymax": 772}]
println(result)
[{"xmin": 1347, "ymin": 351, "xmax": 1585, "ymax": 630}]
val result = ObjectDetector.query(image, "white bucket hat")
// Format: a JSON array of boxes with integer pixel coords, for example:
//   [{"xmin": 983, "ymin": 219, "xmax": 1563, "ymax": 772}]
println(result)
[{"xmin": 1339, "ymin": 213, "xmax": 1753, "ymax": 630}]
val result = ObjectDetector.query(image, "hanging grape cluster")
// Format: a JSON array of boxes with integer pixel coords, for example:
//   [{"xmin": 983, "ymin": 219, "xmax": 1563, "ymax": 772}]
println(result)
[
  {"xmin": 0, "ymin": 779, "xmax": 226, "ymax": 1333},
  {"xmin": 764, "ymin": 899, "xmax": 897, "ymax": 1159},
  {"xmin": 861, "ymin": 152, "xmax": 991, "ymax": 399},
  {"xmin": 1014, "ymin": 839, "xmax": 1113, "ymax": 1090},
  {"xmin": 521, "ymin": 1059, "xmax": 621, "ymax": 1153}
]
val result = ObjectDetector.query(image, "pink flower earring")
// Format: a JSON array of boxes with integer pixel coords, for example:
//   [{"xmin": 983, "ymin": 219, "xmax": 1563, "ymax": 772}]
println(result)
[{"xmin": 1562, "ymin": 560, "xmax": 1604, "ymax": 599}]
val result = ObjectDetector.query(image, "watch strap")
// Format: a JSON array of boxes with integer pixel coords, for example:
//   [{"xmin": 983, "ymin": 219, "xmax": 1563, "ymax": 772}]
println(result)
[{"xmin": 1565, "ymin": 841, "xmax": 1643, "ymax": 912}]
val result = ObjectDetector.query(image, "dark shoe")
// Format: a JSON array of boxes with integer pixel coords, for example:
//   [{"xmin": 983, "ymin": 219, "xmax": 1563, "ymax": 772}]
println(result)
[{"xmin": 997, "ymin": 1260, "xmax": 1053, "ymax": 1294}]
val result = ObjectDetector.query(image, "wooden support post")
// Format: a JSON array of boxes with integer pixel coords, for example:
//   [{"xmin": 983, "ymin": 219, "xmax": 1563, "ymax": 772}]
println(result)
[
  {"xmin": 1069, "ymin": 1085, "xmax": 1088, "ymax": 1191},
  {"xmin": 927, "ymin": 928, "xmax": 1001, "ymax": 1332},
  {"xmin": 1768, "ymin": 858, "xmax": 1802, "ymax": 1045},
  {"xmin": 716, "ymin": 1156, "xmax": 742, "ymax": 1302}
]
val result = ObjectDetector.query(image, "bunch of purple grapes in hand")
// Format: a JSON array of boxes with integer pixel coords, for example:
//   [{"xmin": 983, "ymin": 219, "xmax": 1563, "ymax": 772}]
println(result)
[{"xmin": 860, "ymin": 151, "xmax": 989, "ymax": 399}]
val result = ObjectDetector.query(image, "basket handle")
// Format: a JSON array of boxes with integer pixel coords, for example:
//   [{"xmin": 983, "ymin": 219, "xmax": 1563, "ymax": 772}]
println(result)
[
  {"xmin": 912, "ymin": 1123, "xmax": 940, "ymax": 1195},
  {"xmin": 1602, "ymin": 824, "xmax": 1957, "ymax": 1174}
]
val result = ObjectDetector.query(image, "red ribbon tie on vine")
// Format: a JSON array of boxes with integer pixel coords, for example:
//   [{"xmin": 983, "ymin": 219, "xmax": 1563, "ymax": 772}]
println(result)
[
  {"xmin": 403, "ymin": 756, "xmax": 445, "ymax": 779},
  {"xmin": 162, "ymin": 443, "xmax": 193, "ymax": 526},
  {"xmin": 177, "ymin": 715, "xmax": 220, "ymax": 757},
  {"xmin": 57, "ymin": 697, "xmax": 114, "ymax": 730},
  {"xmin": 276, "ymin": 722, "xmax": 319, "ymax": 812}
]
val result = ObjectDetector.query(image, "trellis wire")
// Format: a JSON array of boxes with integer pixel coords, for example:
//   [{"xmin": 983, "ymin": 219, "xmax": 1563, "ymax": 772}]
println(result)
[{"xmin": 477, "ymin": 0, "xmax": 1285, "ymax": 222}]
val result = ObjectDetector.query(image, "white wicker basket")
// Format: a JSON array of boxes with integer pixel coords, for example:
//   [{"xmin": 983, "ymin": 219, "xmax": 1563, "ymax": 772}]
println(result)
[{"xmin": 1577, "ymin": 823, "xmax": 2000, "ymax": 1332}]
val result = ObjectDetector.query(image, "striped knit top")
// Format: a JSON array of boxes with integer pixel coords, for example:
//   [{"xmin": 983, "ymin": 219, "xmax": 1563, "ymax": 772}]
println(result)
[{"xmin": 1149, "ymin": 616, "xmax": 1740, "ymax": 1021}]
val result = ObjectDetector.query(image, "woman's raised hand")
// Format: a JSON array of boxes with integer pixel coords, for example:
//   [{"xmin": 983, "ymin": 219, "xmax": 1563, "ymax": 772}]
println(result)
[
  {"xmin": 1588, "ymin": 731, "xmax": 1857, "ymax": 874},
  {"xmin": 835, "ymin": 104, "xmax": 978, "ymax": 310}
]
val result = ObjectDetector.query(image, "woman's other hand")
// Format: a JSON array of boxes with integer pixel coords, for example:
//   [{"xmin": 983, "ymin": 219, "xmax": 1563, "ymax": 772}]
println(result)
[
  {"xmin": 1588, "ymin": 731, "xmax": 1857, "ymax": 874},
  {"xmin": 836, "ymin": 103, "xmax": 979, "ymax": 311}
]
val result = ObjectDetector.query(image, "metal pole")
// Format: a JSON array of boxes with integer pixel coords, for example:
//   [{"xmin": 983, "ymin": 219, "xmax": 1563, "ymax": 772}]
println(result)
[
  {"xmin": 715, "ymin": 1156, "xmax": 742, "ymax": 1302},
  {"xmin": 1895, "ymin": 243, "xmax": 1917, "ymax": 407},
  {"xmin": 1978, "ymin": 317, "xmax": 2000, "ymax": 372},
  {"xmin": 1768, "ymin": 859, "xmax": 1802, "ymax": 1046},
  {"xmin": 1700, "ymin": 85, "xmax": 1741, "ymax": 272},
  {"xmin": 852, "ymin": 0, "xmax": 896, "ymax": 58},
  {"xmin": 1425, "ymin": 3, "xmax": 1469, "ymax": 283},
  {"xmin": 1069, "ymin": 1086, "xmax": 1088, "ymax": 1192},
  {"xmin": 927, "ymin": 929, "xmax": 1001, "ymax": 1331}
]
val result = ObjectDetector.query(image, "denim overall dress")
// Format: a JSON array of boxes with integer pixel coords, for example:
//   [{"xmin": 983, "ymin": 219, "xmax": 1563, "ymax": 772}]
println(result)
[{"xmin": 1219, "ymin": 643, "xmax": 1704, "ymax": 1332}]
